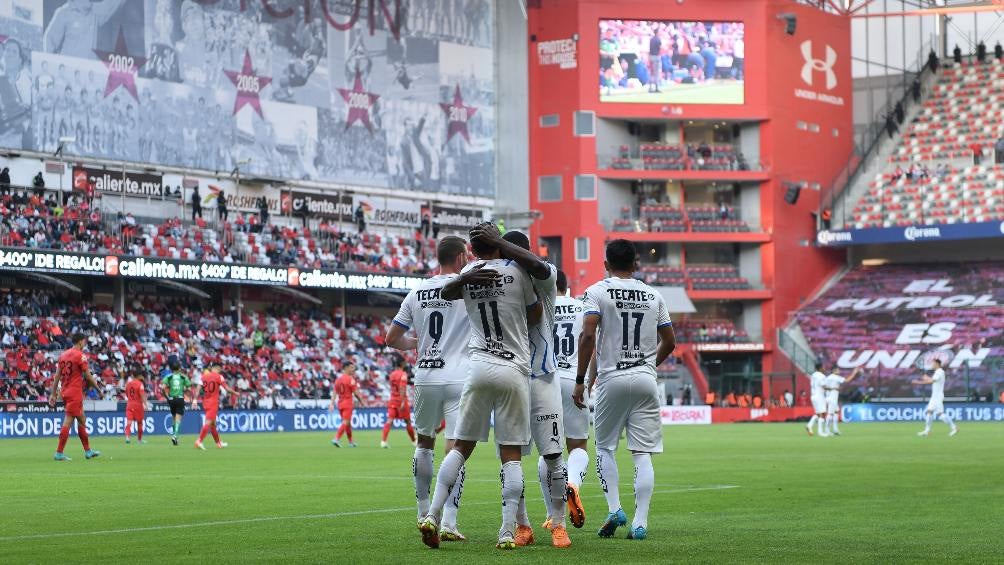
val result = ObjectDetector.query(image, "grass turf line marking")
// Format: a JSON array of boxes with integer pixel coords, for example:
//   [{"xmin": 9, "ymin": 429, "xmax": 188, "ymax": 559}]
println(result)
[{"xmin": 0, "ymin": 485, "xmax": 739, "ymax": 541}]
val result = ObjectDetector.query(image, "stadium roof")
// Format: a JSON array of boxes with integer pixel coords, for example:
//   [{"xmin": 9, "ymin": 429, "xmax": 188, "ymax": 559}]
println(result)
[{"xmin": 801, "ymin": 0, "xmax": 1004, "ymax": 16}]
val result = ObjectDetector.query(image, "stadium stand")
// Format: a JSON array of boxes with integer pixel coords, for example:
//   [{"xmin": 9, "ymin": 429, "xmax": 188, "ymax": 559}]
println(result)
[
  {"xmin": 793, "ymin": 262, "xmax": 1003, "ymax": 398},
  {"xmin": 611, "ymin": 204, "xmax": 752, "ymax": 232},
  {"xmin": 0, "ymin": 188, "xmax": 437, "ymax": 274},
  {"xmin": 608, "ymin": 143, "xmax": 748, "ymax": 171},
  {"xmin": 674, "ymin": 318, "xmax": 750, "ymax": 344},
  {"xmin": 0, "ymin": 290, "xmax": 407, "ymax": 407},
  {"xmin": 850, "ymin": 60, "xmax": 1004, "ymax": 228},
  {"xmin": 637, "ymin": 264, "xmax": 750, "ymax": 290}
]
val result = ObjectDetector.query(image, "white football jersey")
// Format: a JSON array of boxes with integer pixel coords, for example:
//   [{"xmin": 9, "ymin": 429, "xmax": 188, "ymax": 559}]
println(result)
[
  {"xmin": 824, "ymin": 374, "xmax": 846, "ymax": 391},
  {"xmin": 392, "ymin": 274, "xmax": 470, "ymax": 385},
  {"xmin": 582, "ymin": 277, "xmax": 672, "ymax": 379},
  {"xmin": 528, "ymin": 263, "xmax": 558, "ymax": 378},
  {"xmin": 930, "ymin": 368, "xmax": 946, "ymax": 400},
  {"xmin": 553, "ymin": 294, "xmax": 585, "ymax": 380},
  {"xmin": 809, "ymin": 371, "xmax": 827, "ymax": 396},
  {"xmin": 461, "ymin": 259, "xmax": 538, "ymax": 374}
]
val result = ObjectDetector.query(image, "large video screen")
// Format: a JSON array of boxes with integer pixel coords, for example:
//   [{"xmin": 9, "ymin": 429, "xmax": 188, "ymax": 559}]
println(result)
[
  {"xmin": 0, "ymin": 0, "xmax": 496, "ymax": 197},
  {"xmin": 599, "ymin": 19, "xmax": 744, "ymax": 105}
]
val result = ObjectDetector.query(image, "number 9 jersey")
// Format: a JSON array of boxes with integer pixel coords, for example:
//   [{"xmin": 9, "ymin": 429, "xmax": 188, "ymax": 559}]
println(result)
[
  {"xmin": 392, "ymin": 274, "xmax": 471, "ymax": 385},
  {"xmin": 582, "ymin": 277, "xmax": 672, "ymax": 378}
]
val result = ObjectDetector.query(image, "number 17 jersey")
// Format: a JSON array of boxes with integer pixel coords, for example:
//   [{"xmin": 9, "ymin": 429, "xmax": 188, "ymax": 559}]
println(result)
[
  {"xmin": 392, "ymin": 274, "xmax": 470, "ymax": 385},
  {"xmin": 582, "ymin": 277, "xmax": 672, "ymax": 379}
]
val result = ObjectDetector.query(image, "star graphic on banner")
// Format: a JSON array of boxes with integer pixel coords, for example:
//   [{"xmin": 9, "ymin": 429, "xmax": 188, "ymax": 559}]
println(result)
[
  {"xmin": 440, "ymin": 84, "xmax": 478, "ymax": 143},
  {"xmin": 93, "ymin": 27, "xmax": 146, "ymax": 102},
  {"xmin": 224, "ymin": 49, "xmax": 272, "ymax": 117},
  {"xmin": 337, "ymin": 70, "xmax": 380, "ymax": 133}
]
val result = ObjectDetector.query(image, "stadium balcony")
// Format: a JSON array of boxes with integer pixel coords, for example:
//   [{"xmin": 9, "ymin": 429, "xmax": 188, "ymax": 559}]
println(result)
[
  {"xmin": 637, "ymin": 264, "xmax": 752, "ymax": 291},
  {"xmin": 0, "ymin": 187, "xmax": 437, "ymax": 275},
  {"xmin": 604, "ymin": 143, "xmax": 765, "ymax": 173},
  {"xmin": 611, "ymin": 204, "xmax": 753, "ymax": 234},
  {"xmin": 0, "ymin": 289, "xmax": 406, "ymax": 407},
  {"xmin": 673, "ymin": 318, "xmax": 750, "ymax": 344},
  {"xmin": 790, "ymin": 262, "xmax": 1003, "ymax": 398}
]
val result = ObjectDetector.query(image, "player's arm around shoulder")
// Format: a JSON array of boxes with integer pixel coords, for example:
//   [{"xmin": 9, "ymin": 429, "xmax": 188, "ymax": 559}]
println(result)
[{"xmin": 441, "ymin": 262, "xmax": 499, "ymax": 300}]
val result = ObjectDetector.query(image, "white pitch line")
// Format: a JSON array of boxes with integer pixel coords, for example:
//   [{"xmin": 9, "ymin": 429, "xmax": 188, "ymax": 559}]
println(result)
[{"xmin": 0, "ymin": 485, "xmax": 738, "ymax": 542}]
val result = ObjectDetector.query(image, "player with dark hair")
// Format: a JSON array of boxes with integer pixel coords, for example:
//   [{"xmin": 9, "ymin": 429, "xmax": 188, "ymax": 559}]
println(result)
[
  {"xmin": 124, "ymin": 373, "xmax": 148, "ymax": 444},
  {"xmin": 195, "ymin": 363, "xmax": 238, "ymax": 450},
  {"xmin": 162, "ymin": 358, "xmax": 193, "ymax": 446},
  {"xmin": 574, "ymin": 239, "xmax": 676, "ymax": 540},
  {"xmin": 418, "ymin": 222, "xmax": 542, "ymax": 550},
  {"xmin": 49, "ymin": 333, "xmax": 102, "ymax": 461},
  {"xmin": 387, "ymin": 235, "xmax": 473, "ymax": 540},
  {"xmin": 913, "ymin": 358, "xmax": 958, "ymax": 437},
  {"xmin": 381, "ymin": 361, "xmax": 417, "ymax": 448},
  {"xmin": 330, "ymin": 361, "xmax": 364, "ymax": 447}
]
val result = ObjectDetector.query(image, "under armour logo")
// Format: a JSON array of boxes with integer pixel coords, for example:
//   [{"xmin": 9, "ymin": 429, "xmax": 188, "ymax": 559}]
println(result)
[{"xmin": 800, "ymin": 40, "xmax": 837, "ymax": 90}]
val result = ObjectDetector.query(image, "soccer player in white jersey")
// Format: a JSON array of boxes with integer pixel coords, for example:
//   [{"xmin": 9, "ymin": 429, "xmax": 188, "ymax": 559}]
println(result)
[
  {"xmin": 823, "ymin": 367, "xmax": 859, "ymax": 436},
  {"xmin": 418, "ymin": 222, "xmax": 543, "ymax": 550},
  {"xmin": 386, "ymin": 236, "xmax": 472, "ymax": 541},
  {"xmin": 573, "ymin": 239, "xmax": 676, "ymax": 541},
  {"xmin": 806, "ymin": 363, "xmax": 829, "ymax": 437},
  {"xmin": 912, "ymin": 358, "xmax": 958, "ymax": 437},
  {"xmin": 475, "ymin": 228, "xmax": 572, "ymax": 548},
  {"xmin": 552, "ymin": 270, "xmax": 590, "ymax": 529}
]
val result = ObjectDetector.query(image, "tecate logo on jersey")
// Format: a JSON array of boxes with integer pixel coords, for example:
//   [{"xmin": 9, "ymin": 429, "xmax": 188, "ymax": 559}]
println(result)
[
  {"xmin": 903, "ymin": 226, "xmax": 942, "ymax": 241},
  {"xmin": 816, "ymin": 230, "xmax": 853, "ymax": 245}
]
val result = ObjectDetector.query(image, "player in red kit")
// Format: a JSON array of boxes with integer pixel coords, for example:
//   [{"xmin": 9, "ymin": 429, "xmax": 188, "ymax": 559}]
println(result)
[
  {"xmin": 124, "ymin": 374, "xmax": 148, "ymax": 444},
  {"xmin": 381, "ymin": 361, "xmax": 416, "ymax": 448},
  {"xmin": 330, "ymin": 361, "xmax": 364, "ymax": 447},
  {"xmin": 49, "ymin": 333, "xmax": 102, "ymax": 461},
  {"xmin": 195, "ymin": 364, "xmax": 238, "ymax": 450}
]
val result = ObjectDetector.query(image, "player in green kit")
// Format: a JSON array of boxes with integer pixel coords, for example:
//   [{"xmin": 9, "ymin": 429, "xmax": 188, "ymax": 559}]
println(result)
[{"xmin": 161, "ymin": 359, "xmax": 193, "ymax": 446}]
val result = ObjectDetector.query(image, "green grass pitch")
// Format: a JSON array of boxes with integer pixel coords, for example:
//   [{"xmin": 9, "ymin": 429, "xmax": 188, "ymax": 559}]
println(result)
[
  {"xmin": 600, "ymin": 81, "xmax": 744, "ymax": 105},
  {"xmin": 2, "ymin": 423, "xmax": 1002, "ymax": 563}
]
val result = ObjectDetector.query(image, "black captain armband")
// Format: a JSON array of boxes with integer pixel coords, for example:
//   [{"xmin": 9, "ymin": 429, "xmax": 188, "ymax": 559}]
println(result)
[{"xmin": 575, "ymin": 374, "xmax": 586, "ymax": 385}]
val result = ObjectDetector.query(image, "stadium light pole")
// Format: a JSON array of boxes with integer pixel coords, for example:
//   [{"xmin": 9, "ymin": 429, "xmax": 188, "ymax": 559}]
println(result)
[
  {"xmin": 232, "ymin": 158, "xmax": 252, "ymax": 222},
  {"xmin": 54, "ymin": 136, "xmax": 76, "ymax": 207}
]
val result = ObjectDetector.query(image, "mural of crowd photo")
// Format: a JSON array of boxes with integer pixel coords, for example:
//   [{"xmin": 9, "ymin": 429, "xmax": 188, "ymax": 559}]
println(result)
[{"xmin": 0, "ymin": 0, "xmax": 495, "ymax": 197}]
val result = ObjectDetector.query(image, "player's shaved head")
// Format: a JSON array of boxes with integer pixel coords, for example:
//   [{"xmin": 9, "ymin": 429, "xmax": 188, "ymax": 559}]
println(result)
[
  {"xmin": 556, "ymin": 270, "xmax": 568, "ymax": 293},
  {"xmin": 605, "ymin": 239, "xmax": 637, "ymax": 272},
  {"xmin": 502, "ymin": 230, "xmax": 530, "ymax": 251},
  {"xmin": 437, "ymin": 236, "xmax": 467, "ymax": 265}
]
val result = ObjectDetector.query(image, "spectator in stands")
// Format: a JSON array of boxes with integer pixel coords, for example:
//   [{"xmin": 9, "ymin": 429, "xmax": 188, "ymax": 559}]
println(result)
[
  {"xmin": 0, "ymin": 167, "xmax": 9, "ymax": 195},
  {"xmin": 682, "ymin": 385, "xmax": 691, "ymax": 406},
  {"xmin": 995, "ymin": 136, "xmax": 1004, "ymax": 165},
  {"xmin": 894, "ymin": 100, "xmax": 904, "ymax": 125},
  {"xmin": 892, "ymin": 165, "xmax": 904, "ymax": 182},
  {"xmin": 977, "ymin": 41, "xmax": 986, "ymax": 63},
  {"xmin": 719, "ymin": 201, "xmax": 729, "ymax": 220},
  {"xmin": 927, "ymin": 48, "xmax": 939, "ymax": 73},
  {"xmin": 354, "ymin": 203, "xmax": 366, "ymax": 233},
  {"xmin": 783, "ymin": 389, "xmax": 793, "ymax": 407},
  {"xmin": 191, "ymin": 186, "xmax": 202, "ymax": 220},
  {"xmin": 996, "ymin": 42, "xmax": 1003, "ymax": 61},
  {"xmin": 911, "ymin": 78, "xmax": 921, "ymax": 103},
  {"xmin": 885, "ymin": 112, "xmax": 898, "ymax": 139},
  {"xmin": 32, "ymin": 171, "xmax": 44, "ymax": 196},
  {"xmin": 936, "ymin": 162, "xmax": 949, "ymax": 180},
  {"xmin": 258, "ymin": 197, "xmax": 269, "ymax": 225},
  {"xmin": 970, "ymin": 142, "xmax": 984, "ymax": 166},
  {"xmin": 953, "ymin": 44, "xmax": 962, "ymax": 64},
  {"xmin": 215, "ymin": 193, "xmax": 227, "ymax": 222}
]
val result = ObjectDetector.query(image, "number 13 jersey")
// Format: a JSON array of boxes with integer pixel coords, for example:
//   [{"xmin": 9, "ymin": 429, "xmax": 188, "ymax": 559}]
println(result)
[
  {"xmin": 461, "ymin": 259, "xmax": 538, "ymax": 375},
  {"xmin": 393, "ymin": 274, "xmax": 471, "ymax": 385},
  {"xmin": 582, "ymin": 277, "xmax": 672, "ymax": 379}
]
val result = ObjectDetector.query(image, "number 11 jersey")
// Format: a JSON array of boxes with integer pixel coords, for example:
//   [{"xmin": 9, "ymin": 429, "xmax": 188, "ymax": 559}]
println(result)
[
  {"xmin": 582, "ymin": 277, "xmax": 672, "ymax": 379},
  {"xmin": 461, "ymin": 259, "xmax": 538, "ymax": 375},
  {"xmin": 393, "ymin": 274, "xmax": 471, "ymax": 385}
]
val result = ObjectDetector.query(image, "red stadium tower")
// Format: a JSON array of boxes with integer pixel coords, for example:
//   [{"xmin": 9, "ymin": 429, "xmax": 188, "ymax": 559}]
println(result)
[{"xmin": 527, "ymin": 0, "xmax": 853, "ymax": 400}]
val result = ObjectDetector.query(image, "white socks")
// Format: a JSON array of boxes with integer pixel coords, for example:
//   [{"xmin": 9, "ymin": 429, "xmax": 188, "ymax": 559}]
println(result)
[
  {"xmin": 567, "ymin": 447, "xmax": 589, "ymax": 488},
  {"xmin": 807, "ymin": 415, "xmax": 818, "ymax": 430},
  {"xmin": 817, "ymin": 415, "xmax": 828, "ymax": 435},
  {"xmin": 830, "ymin": 414, "xmax": 840, "ymax": 434},
  {"xmin": 632, "ymin": 452, "xmax": 654, "ymax": 530},
  {"xmin": 535, "ymin": 456, "xmax": 549, "ymax": 520},
  {"xmin": 596, "ymin": 448, "xmax": 621, "ymax": 513},
  {"xmin": 500, "ymin": 461, "xmax": 524, "ymax": 536},
  {"xmin": 543, "ymin": 455, "xmax": 568, "ymax": 527},
  {"xmin": 940, "ymin": 412, "xmax": 957, "ymax": 431},
  {"xmin": 924, "ymin": 412, "xmax": 934, "ymax": 433},
  {"xmin": 413, "ymin": 447, "xmax": 434, "ymax": 520},
  {"xmin": 442, "ymin": 464, "xmax": 465, "ymax": 529},
  {"xmin": 428, "ymin": 449, "xmax": 465, "ymax": 521}
]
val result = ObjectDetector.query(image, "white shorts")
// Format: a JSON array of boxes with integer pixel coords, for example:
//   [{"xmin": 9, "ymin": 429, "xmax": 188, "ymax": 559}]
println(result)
[
  {"xmin": 811, "ymin": 394, "xmax": 827, "ymax": 414},
  {"xmin": 453, "ymin": 360, "xmax": 530, "ymax": 446},
  {"xmin": 413, "ymin": 383, "xmax": 464, "ymax": 438},
  {"xmin": 825, "ymin": 392, "xmax": 839, "ymax": 414},
  {"xmin": 925, "ymin": 398, "xmax": 944, "ymax": 414},
  {"xmin": 560, "ymin": 377, "xmax": 589, "ymax": 440},
  {"xmin": 520, "ymin": 373, "xmax": 565, "ymax": 457},
  {"xmin": 593, "ymin": 371, "xmax": 663, "ymax": 453}
]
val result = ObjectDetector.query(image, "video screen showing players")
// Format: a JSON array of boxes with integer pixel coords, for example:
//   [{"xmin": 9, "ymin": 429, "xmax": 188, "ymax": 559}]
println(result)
[{"xmin": 599, "ymin": 19, "xmax": 745, "ymax": 105}]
